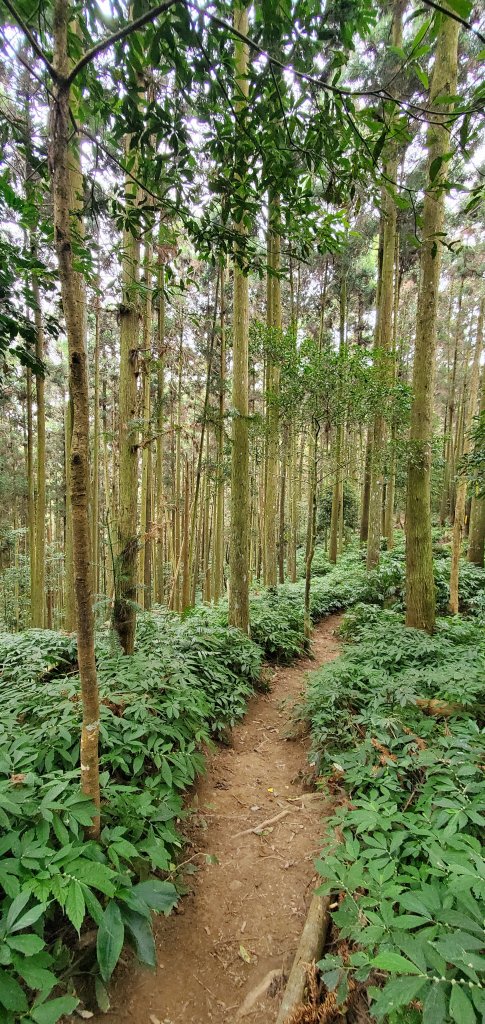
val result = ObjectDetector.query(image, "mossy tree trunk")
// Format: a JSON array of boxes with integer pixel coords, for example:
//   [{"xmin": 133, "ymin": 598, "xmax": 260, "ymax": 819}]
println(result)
[
  {"xmin": 113, "ymin": 141, "xmax": 141, "ymax": 653},
  {"xmin": 50, "ymin": 0, "xmax": 100, "ymax": 833},
  {"xmin": 405, "ymin": 11, "xmax": 460, "ymax": 632}
]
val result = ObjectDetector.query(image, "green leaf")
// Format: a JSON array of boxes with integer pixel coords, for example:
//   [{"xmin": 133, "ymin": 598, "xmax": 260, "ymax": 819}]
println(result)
[
  {"xmin": 372, "ymin": 975, "xmax": 428, "ymax": 1017},
  {"xmin": 371, "ymin": 951, "xmax": 422, "ymax": 974},
  {"xmin": 10, "ymin": 902, "xmax": 46, "ymax": 933},
  {"xmin": 65, "ymin": 879, "xmax": 85, "ymax": 933},
  {"xmin": 6, "ymin": 891, "xmax": 30, "ymax": 929},
  {"xmin": 30, "ymin": 995, "xmax": 79, "ymax": 1024},
  {"xmin": 13, "ymin": 956, "xmax": 56, "ymax": 993},
  {"xmin": 96, "ymin": 902, "xmax": 125, "ymax": 983},
  {"xmin": 445, "ymin": 0, "xmax": 472, "ymax": 18},
  {"xmin": 95, "ymin": 976, "xmax": 110, "ymax": 1013},
  {"xmin": 429, "ymin": 156, "xmax": 443, "ymax": 182},
  {"xmin": 131, "ymin": 879, "xmax": 178, "ymax": 914},
  {"xmin": 449, "ymin": 984, "xmax": 476, "ymax": 1024},
  {"xmin": 0, "ymin": 968, "xmax": 28, "ymax": 1012},
  {"xmin": 121, "ymin": 908, "xmax": 156, "ymax": 968},
  {"xmin": 6, "ymin": 934, "xmax": 44, "ymax": 956},
  {"xmin": 423, "ymin": 981, "xmax": 447, "ymax": 1024}
]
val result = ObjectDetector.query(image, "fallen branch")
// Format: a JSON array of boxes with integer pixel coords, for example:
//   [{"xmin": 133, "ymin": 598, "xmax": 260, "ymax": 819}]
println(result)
[
  {"xmin": 232, "ymin": 808, "xmax": 293, "ymax": 838},
  {"xmin": 275, "ymin": 892, "xmax": 331, "ymax": 1024}
]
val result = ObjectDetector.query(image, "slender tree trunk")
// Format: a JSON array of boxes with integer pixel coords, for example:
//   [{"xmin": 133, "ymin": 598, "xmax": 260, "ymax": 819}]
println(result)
[
  {"xmin": 26, "ymin": 367, "xmax": 36, "ymax": 624},
  {"xmin": 440, "ymin": 277, "xmax": 463, "ymax": 525},
  {"xmin": 139, "ymin": 240, "xmax": 153, "ymax": 608},
  {"xmin": 367, "ymin": 0, "xmax": 403, "ymax": 568},
  {"xmin": 114, "ymin": 138, "xmax": 141, "ymax": 653},
  {"xmin": 405, "ymin": 11, "xmax": 460, "ymax": 632},
  {"xmin": 360, "ymin": 428, "xmax": 372, "ymax": 544},
  {"xmin": 50, "ymin": 0, "xmax": 100, "ymax": 832},
  {"xmin": 155, "ymin": 248, "xmax": 166, "ymax": 603},
  {"xmin": 278, "ymin": 427, "xmax": 287, "ymax": 583},
  {"xmin": 329, "ymin": 274, "xmax": 346, "ymax": 563},
  {"xmin": 31, "ymin": 269, "xmax": 46, "ymax": 627},
  {"xmin": 449, "ymin": 299, "xmax": 483, "ymax": 610},
  {"xmin": 92, "ymin": 286, "xmax": 100, "ymax": 603},
  {"xmin": 64, "ymin": 397, "xmax": 76, "ymax": 630},
  {"xmin": 264, "ymin": 191, "xmax": 281, "ymax": 587},
  {"xmin": 214, "ymin": 265, "xmax": 226, "ymax": 603},
  {"xmin": 228, "ymin": 1, "xmax": 250, "ymax": 633},
  {"xmin": 468, "ymin": 363, "xmax": 485, "ymax": 566},
  {"xmin": 384, "ymin": 229, "xmax": 401, "ymax": 549}
]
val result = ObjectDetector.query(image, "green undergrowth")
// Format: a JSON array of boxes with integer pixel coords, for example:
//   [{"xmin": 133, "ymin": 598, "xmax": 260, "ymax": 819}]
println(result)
[
  {"xmin": 303, "ymin": 603, "xmax": 485, "ymax": 1024},
  {"xmin": 0, "ymin": 548, "xmax": 483, "ymax": 1022}
]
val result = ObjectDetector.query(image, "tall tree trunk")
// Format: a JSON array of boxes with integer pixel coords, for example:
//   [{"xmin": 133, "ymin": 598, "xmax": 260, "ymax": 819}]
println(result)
[
  {"xmin": 155, "ymin": 248, "xmax": 166, "ymax": 603},
  {"xmin": 92, "ymin": 286, "xmax": 101, "ymax": 603},
  {"xmin": 405, "ymin": 11, "xmax": 460, "ymax": 632},
  {"xmin": 139, "ymin": 240, "xmax": 153, "ymax": 608},
  {"xmin": 367, "ymin": 0, "xmax": 403, "ymax": 569},
  {"xmin": 213, "ymin": 265, "xmax": 226, "ymax": 603},
  {"xmin": 50, "ymin": 0, "xmax": 100, "ymax": 832},
  {"xmin": 449, "ymin": 299, "xmax": 483, "ymax": 610},
  {"xmin": 228, "ymin": 1, "xmax": 250, "ymax": 633},
  {"xmin": 64, "ymin": 396, "xmax": 76, "ymax": 630},
  {"xmin": 26, "ymin": 367, "xmax": 36, "ymax": 624},
  {"xmin": 114, "ymin": 139, "xmax": 141, "ymax": 653},
  {"xmin": 468, "ymin": 363, "xmax": 485, "ymax": 566},
  {"xmin": 329, "ymin": 273, "xmax": 346, "ymax": 563},
  {"xmin": 264, "ymin": 191, "xmax": 281, "ymax": 586},
  {"xmin": 440, "ymin": 277, "xmax": 463, "ymax": 525}
]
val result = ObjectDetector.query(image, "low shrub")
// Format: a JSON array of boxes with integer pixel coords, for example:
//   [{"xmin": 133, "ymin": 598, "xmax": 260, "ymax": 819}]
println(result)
[{"xmin": 303, "ymin": 606, "xmax": 485, "ymax": 1023}]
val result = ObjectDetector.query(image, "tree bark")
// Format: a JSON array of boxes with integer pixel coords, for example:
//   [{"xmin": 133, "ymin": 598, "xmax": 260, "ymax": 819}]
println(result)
[
  {"xmin": 449, "ymin": 298, "xmax": 483, "ymax": 611},
  {"xmin": 228, "ymin": 0, "xmax": 250, "ymax": 633},
  {"xmin": 114, "ymin": 137, "xmax": 141, "ymax": 653},
  {"xmin": 405, "ymin": 10, "xmax": 460, "ymax": 633},
  {"xmin": 50, "ymin": 0, "xmax": 100, "ymax": 833}
]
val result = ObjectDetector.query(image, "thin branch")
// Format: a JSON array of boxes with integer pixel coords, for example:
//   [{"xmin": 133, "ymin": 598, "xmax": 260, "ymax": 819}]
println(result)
[
  {"xmin": 66, "ymin": 0, "xmax": 180, "ymax": 84},
  {"xmin": 0, "ymin": 0, "xmax": 56, "ymax": 78},
  {"xmin": 421, "ymin": 0, "xmax": 485, "ymax": 44}
]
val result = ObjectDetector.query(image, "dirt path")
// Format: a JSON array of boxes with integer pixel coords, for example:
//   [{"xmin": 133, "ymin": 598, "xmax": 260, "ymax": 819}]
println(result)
[{"xmin": 107, "ymin": 615, "xmax": 341, "ymax": 1024}]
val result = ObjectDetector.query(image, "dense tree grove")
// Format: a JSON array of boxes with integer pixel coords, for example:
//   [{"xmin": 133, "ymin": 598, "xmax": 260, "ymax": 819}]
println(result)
[{"xmin": 0, "ymin": 0, "xmax": 484, "ymax": 1020}]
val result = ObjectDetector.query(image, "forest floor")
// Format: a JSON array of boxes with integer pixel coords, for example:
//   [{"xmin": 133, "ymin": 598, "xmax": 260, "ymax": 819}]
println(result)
[{"xmin": 104, "ymin": 614, "xmax": 342, "ymax": 1024}]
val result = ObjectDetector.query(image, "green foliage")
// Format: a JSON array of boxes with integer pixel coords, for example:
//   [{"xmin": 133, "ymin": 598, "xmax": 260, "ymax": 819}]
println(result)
[
  {"xmin": 318, "ymin": 481, "xmax": 359, "ymax": 534},
  {"xmin": 303, "ymin": 605, "xmax": 485, "ymax": 1023},
  {"xmin": 0, "ymin": 610, "xmax": 262, "ymax": 1018}
]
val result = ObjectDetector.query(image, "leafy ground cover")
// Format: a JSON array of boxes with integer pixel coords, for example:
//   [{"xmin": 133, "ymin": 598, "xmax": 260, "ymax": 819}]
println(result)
[
  {"xmin": 0, "ymin": 548, "xmax": 483, "ymax": 1022},
  {"xmin": 303, "ymin": 603, "xmax": 485, "ymax": 1024}
]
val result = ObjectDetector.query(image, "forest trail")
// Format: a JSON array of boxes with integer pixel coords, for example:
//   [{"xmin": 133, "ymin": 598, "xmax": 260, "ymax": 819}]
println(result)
[{"xmin": 106, "ymin": 614, "xmax": 341, "ymax": 1024}]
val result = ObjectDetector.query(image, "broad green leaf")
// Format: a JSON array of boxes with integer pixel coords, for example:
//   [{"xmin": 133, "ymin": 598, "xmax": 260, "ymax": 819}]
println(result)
[
  {"xmin": 371, "ymin": 952, "xmax": 422, "ymax": 974},
  {"xmin": 65, "ymin": 879, "xmax": 85, "ymax": 933},
  {"xmin": 132, "ymin": 879, "xmax": 178, "ymax": 914},
  {"xmin": 121, "ymin": 908, "xmax": 156, "ymax": 968},
  {"xmin": 449, "ymin": 984, "xmax": 476, "ymax": 1024},
  {"xmin": 6, "ymin": 934, "xmax": 44, "ymax": 956},
  {"xmin": 372, "ymin": 975, "xmax": 428, "ymax": 1017},
  {"xmin": 10, "ymin": 902, "xmax": 46, "ymax": 933},
  {"xmin": 0, "ymin": 968, "xmax": 28, "ymax": 1012},
  {"xmin": 96, "ymin": 902, "xmax": 125, "ymax": 983},
  {"xmin": 423, "ymin": 981, "xmax": 447, "ymax": 1024},
  {"xmin": 30, "ymin": 995, "xmax": 79, "ymax": 1024}
]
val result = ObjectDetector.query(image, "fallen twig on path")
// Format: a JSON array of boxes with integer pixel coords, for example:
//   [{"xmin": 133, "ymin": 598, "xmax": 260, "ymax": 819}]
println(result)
[{"xmin": 232, "ymin": 807, "xmax": 294, "ymax": 838}]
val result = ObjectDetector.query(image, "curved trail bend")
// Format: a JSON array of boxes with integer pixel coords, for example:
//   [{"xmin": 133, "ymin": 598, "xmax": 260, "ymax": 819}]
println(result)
[{"xmin": 107, "ymin": 614, "xmax": 342, "ymax": 1024}]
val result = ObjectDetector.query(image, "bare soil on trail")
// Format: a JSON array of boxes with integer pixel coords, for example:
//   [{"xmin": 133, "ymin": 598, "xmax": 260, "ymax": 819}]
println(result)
[{"xmin": 105, "ymin": 614, "xmax": 342, "ymax": 1024}]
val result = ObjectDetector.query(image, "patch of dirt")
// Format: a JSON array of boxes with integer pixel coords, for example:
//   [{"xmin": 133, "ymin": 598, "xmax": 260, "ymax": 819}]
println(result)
[{"xmin": 105, "ymin": 615, "xmax": 342, "ymax": 1024}]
